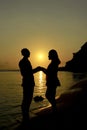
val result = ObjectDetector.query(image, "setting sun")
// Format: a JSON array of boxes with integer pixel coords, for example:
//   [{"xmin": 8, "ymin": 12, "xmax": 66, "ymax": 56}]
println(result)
[
  {"xmin": 37, "ymin": 53, "xmax": 44, "ymax": 61},
  {"xmin": 38, "ymin": 54, "xmax": 43, "ymax": 59},
  {"xmin": 31, "ymin": 51, "xmax": 48, "ymax": 67}
]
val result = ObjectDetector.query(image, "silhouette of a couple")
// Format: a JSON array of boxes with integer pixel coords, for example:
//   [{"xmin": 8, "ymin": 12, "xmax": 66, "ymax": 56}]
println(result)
[{"xmin": 19, "ymin": 48, "xmax": 61, "ymax": 122}]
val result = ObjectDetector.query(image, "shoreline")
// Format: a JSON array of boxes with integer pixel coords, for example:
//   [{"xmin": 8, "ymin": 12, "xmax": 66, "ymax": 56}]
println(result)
[{"xmin": 14, "ymin": 79, "xmax": 87, "ymax": 129}]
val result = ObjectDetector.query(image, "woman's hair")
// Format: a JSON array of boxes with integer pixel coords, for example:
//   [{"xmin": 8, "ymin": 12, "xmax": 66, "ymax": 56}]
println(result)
[{"xmin": 49, "ymin": 49, "xmax": 61, "ymax": 64}]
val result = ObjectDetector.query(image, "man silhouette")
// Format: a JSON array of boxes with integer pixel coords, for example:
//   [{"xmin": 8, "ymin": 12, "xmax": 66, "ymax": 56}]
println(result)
[{"xmin": 19, "ymin": 48, "xmax": 40, "ymax": 122}]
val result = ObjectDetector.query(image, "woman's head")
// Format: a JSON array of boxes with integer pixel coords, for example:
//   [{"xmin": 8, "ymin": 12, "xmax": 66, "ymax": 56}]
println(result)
[
  {"xmin": 21, "ymin": 48, "xmax": 30, "ymax": 58},
  {"xmin": 48, "ymin": 49, "xmax": 61, "ymax": 64},
  {"xmin": 48, "ymin": 49, "xmax": 58, "ymax": 60}
]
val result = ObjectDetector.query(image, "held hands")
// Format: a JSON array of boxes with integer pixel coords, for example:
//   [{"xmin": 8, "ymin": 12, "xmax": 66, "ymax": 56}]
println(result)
[
  {"xmin": 37, "ymin": 66, "xmax": 43, "ymax": 70},
  {"xmin": 36, "ymin": 66, "xmax": 42, "ymax": 71},
  {"xmin": 34, "ymin": 66, "xmax": 46, "ymax": 74},
  {"xmin": 36, "ymin": 66, "xmax": 46, "ymax": 73},
  {"xmin": 39, "ymin": 66, "xmax": 47, "ymax": 74},
  {"xmin": 33, "ymin": 66, "xmax": 43, "ymax": 73}
]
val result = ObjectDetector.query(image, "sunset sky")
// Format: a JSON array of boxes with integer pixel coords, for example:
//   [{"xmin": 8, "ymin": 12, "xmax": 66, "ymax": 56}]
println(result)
[{"xmin": 0, "ymin": 0, "xmax": 87, "ymax": 70}]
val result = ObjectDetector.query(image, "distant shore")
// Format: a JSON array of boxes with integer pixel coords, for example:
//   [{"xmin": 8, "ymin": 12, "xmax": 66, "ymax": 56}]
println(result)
[
  {"xmin": 0, "ymin": 69, "xmax": 19, "ymax": 72},
  {"xmin": 0, "ymin": 68, "xmax": 87, "ymax": 73}
]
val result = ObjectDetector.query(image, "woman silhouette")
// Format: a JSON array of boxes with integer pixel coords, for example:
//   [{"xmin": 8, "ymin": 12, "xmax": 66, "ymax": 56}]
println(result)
[{"xmin": 41, "ymin": 49, "xmax": 61, "ymax": 112}]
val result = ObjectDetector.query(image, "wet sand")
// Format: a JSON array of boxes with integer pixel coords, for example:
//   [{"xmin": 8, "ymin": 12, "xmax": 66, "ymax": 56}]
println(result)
[{"xmin": 15, "ymin": 79, "xmax": 87, "ymax": 129}]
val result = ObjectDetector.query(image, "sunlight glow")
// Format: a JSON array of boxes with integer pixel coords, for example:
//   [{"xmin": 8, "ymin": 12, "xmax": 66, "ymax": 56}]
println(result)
[
  {"xmin": 39, "ymin": 71, "xmax": 43, "ymax": 84},
  {"xmin": 38, "ymin": 53, "xmax": 44, "ymax": 60},
  {"xmin": 38, "ymin": 71, "xmax": 44, "ymax": 93},
  {"xmin": 38, "ymin": 54, "xmax": 43, "ymax": 59},
  {"xmin": 36, "ymin": 52, "xmax": 45, "ymax": 62}
]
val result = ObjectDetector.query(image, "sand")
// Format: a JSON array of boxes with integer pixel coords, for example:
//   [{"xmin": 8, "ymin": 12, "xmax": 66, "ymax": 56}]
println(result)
[{"xmin": 15, "ymin": 79, "xmax": 87, "ymax": 129}]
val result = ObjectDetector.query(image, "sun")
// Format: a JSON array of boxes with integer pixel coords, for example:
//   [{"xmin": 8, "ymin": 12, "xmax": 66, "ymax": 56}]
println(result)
[
  {"xmin": 37, "ymin": 53, "xmax": 44, "ymax": 61},
  {"xmin": 33, "ymin": 51, "xmax": 48, "ymax": 67},
  {"xmin": 38, "ymin": 54, "xmax": 43, "ymax": 59}
]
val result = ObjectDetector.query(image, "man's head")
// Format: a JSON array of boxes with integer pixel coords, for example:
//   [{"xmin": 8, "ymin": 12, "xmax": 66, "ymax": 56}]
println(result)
[{"xmin": 21, "ymin": 48, "xmax": 30, "ymax": 58}]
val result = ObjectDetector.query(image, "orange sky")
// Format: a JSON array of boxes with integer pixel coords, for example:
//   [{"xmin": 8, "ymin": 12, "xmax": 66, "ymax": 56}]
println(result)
[{"xmin": 0, "ymin": 0, "xmax": 87, "ymax": 70}]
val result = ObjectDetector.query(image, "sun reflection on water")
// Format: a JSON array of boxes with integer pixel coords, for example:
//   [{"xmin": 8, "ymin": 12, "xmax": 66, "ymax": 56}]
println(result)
[
  {"xmin": 34, "ymin": 71, "xmax": 46, "ymax": 94},
  {"xmin": 34, "ymin": 71, "xmax": 46, "ymax": 97},
  {"xmin": 39, "ymin": 71, "xmax": 43, "ymax": 84},
  {"xmin": 38, "ymin": 71, "xmax": 44, "ymax": 92}
]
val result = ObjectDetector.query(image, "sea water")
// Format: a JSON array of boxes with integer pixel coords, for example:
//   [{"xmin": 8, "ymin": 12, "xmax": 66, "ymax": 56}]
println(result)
[{"xmin": 0, "ymin": 71, "xmax": 87, "ymax": 129}]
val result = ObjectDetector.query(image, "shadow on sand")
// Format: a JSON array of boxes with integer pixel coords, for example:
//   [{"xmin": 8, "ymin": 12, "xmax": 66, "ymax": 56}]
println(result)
[{"xmin": 15, "ymin": 79, "xmax": 87, "ymax": 129}]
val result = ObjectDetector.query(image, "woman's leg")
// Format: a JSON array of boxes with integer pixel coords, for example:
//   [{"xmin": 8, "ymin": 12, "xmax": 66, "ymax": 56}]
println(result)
[{"xmin": 46, "ymin": 87, "xmax": 57, "ymax": 112}]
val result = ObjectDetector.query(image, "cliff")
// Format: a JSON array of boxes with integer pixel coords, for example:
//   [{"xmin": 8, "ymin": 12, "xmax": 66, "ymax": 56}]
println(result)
[{"xmin": 64, "ymin": 42, "xmax": 87, "ymax": 73}]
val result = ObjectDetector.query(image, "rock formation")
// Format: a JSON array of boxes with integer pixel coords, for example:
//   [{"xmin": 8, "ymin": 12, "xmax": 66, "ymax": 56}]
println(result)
[{"xmin": 64, "ymin": 42, "xmax": 87, "ymax": 72}]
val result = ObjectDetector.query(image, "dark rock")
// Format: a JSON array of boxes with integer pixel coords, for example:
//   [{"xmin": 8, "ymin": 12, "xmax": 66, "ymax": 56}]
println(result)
[
  {"xmin": 64, "ymin": 42, "xmax": 87, "ymax": 72},
  {"xmin": 34, "ymin": 96, "xmax": 44, "ymax": 102}
]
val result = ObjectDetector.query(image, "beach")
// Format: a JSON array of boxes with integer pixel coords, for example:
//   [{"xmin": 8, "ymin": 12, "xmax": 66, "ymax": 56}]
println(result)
[{"xmin": 14, "ymin": 79, "xmax": 87, "ymax": 130}]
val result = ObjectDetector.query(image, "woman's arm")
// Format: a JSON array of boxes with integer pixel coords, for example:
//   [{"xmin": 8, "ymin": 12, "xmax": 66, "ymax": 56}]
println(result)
[
  {"xmin": 33, "ymin": 66, "xmax": 42, "ymax": 73},
  {"xmin": 40, "ymin": 67, "xmax": 47, "ymax": 74},
  {"xmin": 33, "ymin": 66, "xmax": 47, "ymax": 74}
]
